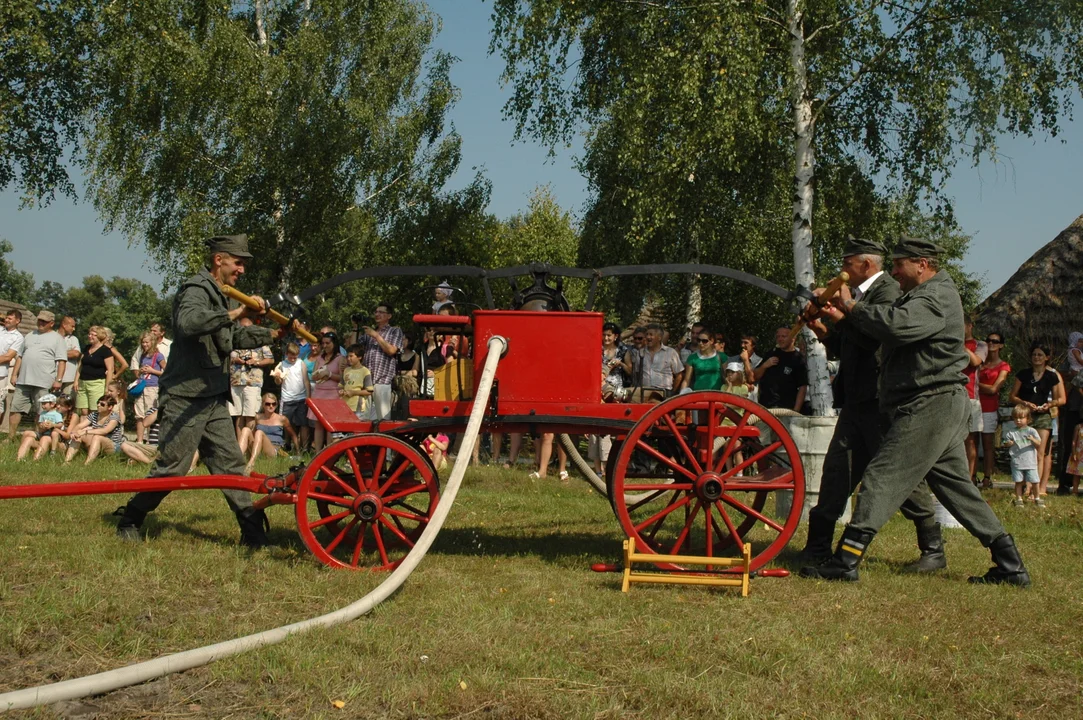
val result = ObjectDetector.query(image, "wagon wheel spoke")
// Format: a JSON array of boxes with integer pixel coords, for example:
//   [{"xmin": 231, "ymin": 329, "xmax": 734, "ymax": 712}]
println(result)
[
  {"xmin": 345, "ymin": 448, "xmax": 365, "ymax": 488},
  {"xmin": 378, "ymin": 516, "xmax": 415, "ymax": 547},
  {"xmin": 722, "ymin": 493, "xmax": 785, "ymax": 533},
  {"xmin": 633, "ymin": 493, "xmax": 692, "ymax": 535},
  {"xmin": 350, "ymin": 526, "xmax": 367, "ymax": 568},
  {"xmin": 723, "ymin": 470, "xmax": 795, "ymax": 492},
  {"xmin": 383, "ymin": 483, "xmax": 430, "ymax": 504},
  {"xmin": 396, "ymin": 501, "xmax": 428, "ymax": 516},
  {"xmin": 307, "ymin": 491, "xmax": 354, "ymax": 508},
  {"xmin": 714, "ymin": 500, "xmax": 745, "ymax": 552},
  {"xmin": 660, "ymin": 412, "xmax": 702, "ymax": 475},
  {"xmin": 372, "ymin": 522, "xmax": 391, "ymax": 566},
  {"xmin": 365, "ymin": 447, "xmax": 386, "ymax": 491},
  {"xmin": 633, "ymin": 439, "xmax": 698, "ymax": 482},
  {"xmin": 384, "ymin": 507, "xmax": 427, "ymax": 523},
  {"xmin": 319, "ymin": 464, "xmax": 357, "ymax": 497},
  {"xmin": 324, "ymin": 517, "xmax": 360, "ymax": 553},
  {"xmin": 309, "ymin": 509, "xmax": 353, "ymax": 529},
  {"xmin": 722, "ymin": 441, "xmax": 783, "ymax": 479},
  {"xmin": 623, "ymin": 482, "xmax": 693, "ymax": 492},
  {"xmin": 668, "ymin": 500, "xmax": 702, "ymax": 555},
  {"xmin": 378, "ymin": 457, "xmax": 413, "ymax": 495},
  {"xmin": 625, "ymin": 488, "xmax": 672, "ymax": 514},
  {"xmin": 713, "ymin": 411, "xmax": 751, "ymax": 474},
  {"xmin": 704, "ymin": 503, "xmax": 713, "ymax": 558}
]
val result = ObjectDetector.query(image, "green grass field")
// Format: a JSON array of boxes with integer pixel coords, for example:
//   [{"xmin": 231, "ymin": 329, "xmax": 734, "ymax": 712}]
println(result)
[{"xmin": 0, "ymin": 445, "xmax": 1081, "ymax": 719}]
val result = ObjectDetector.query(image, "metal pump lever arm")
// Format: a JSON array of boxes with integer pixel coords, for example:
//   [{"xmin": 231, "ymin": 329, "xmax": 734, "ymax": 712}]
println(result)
[
  {"xmin": 221, "ymin": 285, "xmax": 319, "ymax": 344},
  {"xmin": 785, "ymin": 272, "xmax": 849, "ymax": 346}
]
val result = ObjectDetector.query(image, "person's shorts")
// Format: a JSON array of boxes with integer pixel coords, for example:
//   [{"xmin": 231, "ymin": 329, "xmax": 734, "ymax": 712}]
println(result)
[
  {"xmin": 1031, "ymin": 412, "xmax": 1054, "ymax": 431},
  {"xmin": 11, "ymin": 385, "xmax": 49, "ymax": 415},
  {"xmin": 968, "ymin": 398, "xmax": 983, "ymax": 433},
  {"xmin": 1011, "ymin": 467, "xmax": 1040, "ymax": 484},
  {"xmin": 134, "ymin": 386, "xmax": 160, "ymax": 417},
  {"xmin": 981, "ymin": 411, "xmax": 998, "ymax": 434},
  {"xmin": 229, "ymin": 385, "xmax": 262, "ymax": 417},
  {"xmin": 75, "ymin": 379, "xmax": 107, "ymax": 411},
  {"xmin": 281, "ymin": 399, "xmax": 312, "ymax": 429}
]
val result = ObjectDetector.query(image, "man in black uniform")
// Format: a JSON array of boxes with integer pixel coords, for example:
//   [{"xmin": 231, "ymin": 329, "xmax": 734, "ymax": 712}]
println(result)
[
  {"xmin": 115, "ymin": 235, "xmax": 278, "ymax": 547},
  {"xmin": 801, "ymin": 237, "xmax": 1029, "ymax": 586},
  {"xmin": 800, "ymin": 237, "xmax": 944, "ymax": 571}
]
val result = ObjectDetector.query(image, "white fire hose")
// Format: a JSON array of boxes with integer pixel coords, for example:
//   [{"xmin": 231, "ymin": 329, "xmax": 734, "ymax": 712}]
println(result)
[{"xmin": 0, "ymin": 336, "xmax": 508, "ymax": 713}]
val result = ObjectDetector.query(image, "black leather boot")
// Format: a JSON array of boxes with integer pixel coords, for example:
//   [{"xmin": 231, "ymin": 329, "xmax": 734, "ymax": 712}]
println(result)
[
  {"xmin": 113, "ymin": 505, "xmax": 146, "ymax": 542},
  {"xmin": 799, "ymin": 527, "xmax": 875, "ymax": 581},
  {"xmin": 905, "ymin": 522, "xmax": 947, "ymax": 572},
  {"xmin": 237, "ymin": 507, "xmax": 270, "ymax": 548},
  {"xmin": 968, "ymin": 534, "xmax": 1031, "ymax": 587},
  {"xmin": 799, "ymin": 513, "xmax": 835, "ymax": 563}
]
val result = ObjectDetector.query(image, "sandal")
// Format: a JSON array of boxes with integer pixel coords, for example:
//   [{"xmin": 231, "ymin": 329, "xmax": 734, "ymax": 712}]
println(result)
[
  {"xmin": 528, "ymin": 471, "xmax": 541, "ymax": 480},
  {"xmin": 980, "ymin": 476, "xmax": 993, "ymax": 489},
  {"xmin": 559, "ymin": 470, "xmax": 570, "ymax": 482}
]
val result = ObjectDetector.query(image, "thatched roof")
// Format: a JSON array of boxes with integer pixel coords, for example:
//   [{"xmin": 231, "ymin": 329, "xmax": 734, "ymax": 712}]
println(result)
[
  {"xmin": 975, "ymin": 213, "xmax": 1083, "ymax": 353},
  {"xmin": 0, "ymin": 299, "xmax": 38, "ymax": 334}
]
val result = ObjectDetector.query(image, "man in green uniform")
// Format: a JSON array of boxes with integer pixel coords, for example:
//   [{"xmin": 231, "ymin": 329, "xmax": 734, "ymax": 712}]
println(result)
[
  {"xmin": 801, "ymin": 237, "xmax": 1029, "ymax": 586},
  {"xmin": 115, "ymin": 235, "xmax": 277, "ymax": 547},
  {"xmin": 800, "ymin": 237, "xmax": 945, "ymax": 571}
]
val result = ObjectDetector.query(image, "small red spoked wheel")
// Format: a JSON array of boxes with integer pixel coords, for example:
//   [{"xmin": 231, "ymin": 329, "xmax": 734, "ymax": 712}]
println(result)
[
  {"xmin": 607, "ymin": 391, "xmax": 804, "ymax": 572},
  {"xmin": 296, "ymin": 433, "xmax": 439, "ymax": 571}
]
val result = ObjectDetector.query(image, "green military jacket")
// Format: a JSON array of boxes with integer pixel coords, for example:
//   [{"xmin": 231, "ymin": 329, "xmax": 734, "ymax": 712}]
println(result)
[
  {"xmin": 847, "ymin": 270, "xmax": 967, "ymax": 411},
  {"xmin": 827, "ymin": 271, "xmax": 902, "ymax": 409},
  {"xmin": 159, "ymin": 269, "xmax": 273, "ymax": 398}
]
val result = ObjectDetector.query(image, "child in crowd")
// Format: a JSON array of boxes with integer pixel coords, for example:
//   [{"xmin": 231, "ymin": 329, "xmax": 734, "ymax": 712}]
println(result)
[
  {"xmin": 423, "ymin": 432, "xmax": 450, "ymax": 471},
  {"xmin": 723, "ymin": 360, "xmax": 750, "ymax": 398},
  {"xmin": 16, "ymin": 393, "xmax": 64, "ymax": 461},
  {"xmin": 133, "ymin": 331, "xmax": 166, "ymax": 443},
  {"xmin": 107, "ymin": 380, "xmax": 127, "ymax": 426},
  {"xmin": 339, "ymin": 344, "xmax": 374, "ymax": 419},
  {"xmin": 51, "ymin": 395, "xmax": 76, "ymax": 453},
  {"xmin": 1003, "ymin": 404, "xmax": 1043, "ymax": 507},
  {"xmin": 272, "ymin": 342, "xmax": 311, "ymax": 452}
]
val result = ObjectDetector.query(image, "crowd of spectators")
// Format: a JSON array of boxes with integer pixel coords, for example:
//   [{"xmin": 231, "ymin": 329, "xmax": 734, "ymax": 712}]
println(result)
[{"xmin": 2, "ymin": 291, "xmax": 1076, "ymax": 495}]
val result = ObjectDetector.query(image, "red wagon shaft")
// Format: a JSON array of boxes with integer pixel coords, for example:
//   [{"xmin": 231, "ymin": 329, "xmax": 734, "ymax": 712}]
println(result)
[{"xmin": 0, "ymin": 474, "xmax": 272, "ymax": 500}]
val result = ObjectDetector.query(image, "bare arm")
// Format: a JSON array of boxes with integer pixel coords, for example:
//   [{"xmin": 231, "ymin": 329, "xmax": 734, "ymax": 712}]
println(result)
[
  {"xmin": 1007, "ymin": 378, "xmax": 1025, "ymax": 408},
  {"xmin": 979, "ymin": 369, "xmax": 1009, "ymax": 395},
  {"xmin": 794, "ymin": 385, "xmax": 807, "ymax": 413}
]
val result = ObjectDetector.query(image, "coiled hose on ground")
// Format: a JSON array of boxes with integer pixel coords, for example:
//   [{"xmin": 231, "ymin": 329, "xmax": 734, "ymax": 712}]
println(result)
[{"xmin": 0, "ymin": 336, "xmax": 508, "ymax": 714}]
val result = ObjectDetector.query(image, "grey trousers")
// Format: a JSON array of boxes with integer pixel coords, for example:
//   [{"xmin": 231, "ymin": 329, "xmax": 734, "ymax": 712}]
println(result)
[
  {"xmin": 810, "ymin": 402, "xmax": 937, "ymax": 529},
  {"xmin": 848, "ymin": 386, "xmax": 1006, "ymax": 546},
  {"xmin": 125, "ymin": 392, "xmax": 253, "ymax": 517}
]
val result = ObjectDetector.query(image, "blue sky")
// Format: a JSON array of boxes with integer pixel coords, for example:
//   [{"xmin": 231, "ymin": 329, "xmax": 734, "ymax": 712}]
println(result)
[{"xmin": 3, "ymin": 0, "xmax": 1081, "ymax": 299}]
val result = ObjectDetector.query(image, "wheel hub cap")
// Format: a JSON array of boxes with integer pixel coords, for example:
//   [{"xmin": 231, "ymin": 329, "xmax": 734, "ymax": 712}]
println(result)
[{"xmin": 353, "ymin": 492, "xmax": 382, "ymax": 521}]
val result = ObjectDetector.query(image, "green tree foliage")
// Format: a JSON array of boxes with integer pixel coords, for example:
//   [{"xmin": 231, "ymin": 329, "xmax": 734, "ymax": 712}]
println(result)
[
  {"xmin": 0, "ymin": 239, "xmax": 36, "ymax": 305},
  {"xmin": 0, "ymin": 0, "xmax": 94, "ymax": 202},
  {"xmin": 84, "ymin": 0, "xmax": 475, "ymax": 295},
  {"xmin": 490, "ymin": 0, "xmax": 1081, "ymax": 336}
]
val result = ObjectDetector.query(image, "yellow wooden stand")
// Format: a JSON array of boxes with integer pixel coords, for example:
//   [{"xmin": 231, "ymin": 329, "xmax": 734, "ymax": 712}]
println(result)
[{"xmin": 621, "ymin": 538, "xmax": 752, "ymax": 597}]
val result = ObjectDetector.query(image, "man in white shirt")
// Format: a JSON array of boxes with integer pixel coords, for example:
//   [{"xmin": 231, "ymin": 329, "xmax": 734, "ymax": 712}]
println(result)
[
  {"xmin": 629, "ymin": 323, "xmax": 684, "ymax": 402},
  {"xmin": 9, "ymin": 310, "xmax": 67, "ymax": 437},
  {"xmin": 151, "ymin": 322, "xmax": 172, "ymax": 359},
  {"xmin": 0, "ymin": 309, "xmax": 26, "ymax": 432},
  {"xmin": 57, "ymin": 316, "xmax": 81, "ymax": 399}
]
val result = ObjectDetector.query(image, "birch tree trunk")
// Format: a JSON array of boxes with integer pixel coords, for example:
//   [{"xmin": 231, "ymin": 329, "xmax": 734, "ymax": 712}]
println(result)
[
  {"xmin": 685, "ymin": 228, "xmax": 701, "ymax": 333},
  {"xmin": 787, "ymin": 0, "xmax": 834, "ymax": 416},
  {"xmin": 253, "ymin": 0, "xmax": 290, "ymax": 289}
]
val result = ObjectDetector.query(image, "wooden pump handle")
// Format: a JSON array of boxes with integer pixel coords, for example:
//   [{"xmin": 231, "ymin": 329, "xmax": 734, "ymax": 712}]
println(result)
[
  {"xmin": 221, "ymin": 285, "xmax": 319, "ymax": 344},
  {"xmin": 784, "ymin": 271, "xmax": 849, "ymax": 346}
]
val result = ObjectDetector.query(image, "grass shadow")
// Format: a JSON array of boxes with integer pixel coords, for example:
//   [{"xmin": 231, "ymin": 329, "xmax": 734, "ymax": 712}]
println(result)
[{"xmin": 430, "ymin": 526, "xmax": 618, "ymax": 565}]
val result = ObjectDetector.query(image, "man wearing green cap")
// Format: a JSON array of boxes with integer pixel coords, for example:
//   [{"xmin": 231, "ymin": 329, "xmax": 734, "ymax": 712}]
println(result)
[
  {"xmin": 800, "ymin": 237, "xmax": 943, "ymax": 571},
  {"xmin": 801, "ymin": 236, "xmax": 1029, "ymax": 586},
  {"xmin": 115, "ymin": 235, "xmax": 280, "ymax": 548}
]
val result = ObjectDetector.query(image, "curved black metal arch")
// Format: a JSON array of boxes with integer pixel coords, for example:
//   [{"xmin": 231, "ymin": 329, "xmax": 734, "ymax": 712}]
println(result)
[{"xmin": 296, "ymin": 262, "xmax": 793, "ymax": 311}]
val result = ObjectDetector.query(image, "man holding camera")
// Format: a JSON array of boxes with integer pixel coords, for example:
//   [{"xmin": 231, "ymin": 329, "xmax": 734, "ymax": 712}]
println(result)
[{"xmin": 358, "ymin": 302, "xmax": 404, "ymax": 420}]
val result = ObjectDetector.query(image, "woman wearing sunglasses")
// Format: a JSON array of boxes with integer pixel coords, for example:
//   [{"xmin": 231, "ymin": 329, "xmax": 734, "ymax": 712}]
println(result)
[
  {"xmin": 240, "ymin": 393, "xmax": 298, "ymax": 474},
  {"xmin": 681, "ymin": 330, "xmax": 724, "ymax": 391}
]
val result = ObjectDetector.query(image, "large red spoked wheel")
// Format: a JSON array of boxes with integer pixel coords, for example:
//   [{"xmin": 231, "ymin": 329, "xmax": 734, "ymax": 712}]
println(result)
[
  {"xmin": 607, "ymin": 391, "xmax": 804, "ymax": 572},
  {"xmin": 295, "ymin": 434, "xmax": 439, "ymax": 570}
]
